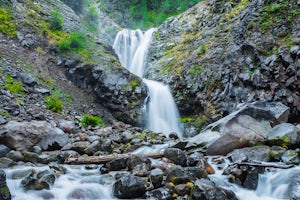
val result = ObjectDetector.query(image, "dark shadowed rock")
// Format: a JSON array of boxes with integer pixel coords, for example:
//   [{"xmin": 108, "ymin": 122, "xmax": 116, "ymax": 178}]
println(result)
[
  {"xmin": 190, "ymin": 179, "xmax": 238, "ymax": 200},
  {"xmin": 150, "ymin": 168, "xmax": 164, "ymax": 188},
  {"xmin": 0, "ymin": 145, "xmax": 10, "ymax": 158},
  {"xmin": 164, "ymin": 148, "xmax": 187, "ymax": 166},
  {"xmin": 146, "ymin": 188, "xmax": 171, "ymax": 200},
  {"xmin": 113, "ymin": 175, "xmax": 153, "ymax": 199},
  {"xmin": 21, "ymin": 170, "xmax": 56, "ymax": 191}
]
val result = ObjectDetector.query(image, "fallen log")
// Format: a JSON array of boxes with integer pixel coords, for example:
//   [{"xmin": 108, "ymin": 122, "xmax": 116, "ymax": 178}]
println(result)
[
  {"xmin": 235, "ymin": 162, "xmax": 294, "ymax": 169},
  {"xmin": 64, "ymin": 152, "xmax": 164, "ymax": 164}
]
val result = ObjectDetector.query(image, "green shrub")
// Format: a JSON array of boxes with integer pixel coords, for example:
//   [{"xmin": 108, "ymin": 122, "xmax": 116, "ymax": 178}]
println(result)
[
  {"xmin": 4, "ymin": 75, "xmax": 23, "ymax": 94},
  {"xmin": 61, "ymin": 0, "xmax": 88, "ymax": 14},
  {"xmin": 58, "ymin": 31, "xmax": 88, "ymax": 53},
  {"xmin": 0, "ymin": 8, "xmax": 17, "ymax": 37},
  {"xmin": 44, "ymin": 95, "xmax": 64, "ymax": 113},
  {"xmin": 80, "ymin": 115, "xmax": 104, "ymax": 128},
  {"xmin": 49, "ymin": 10, "xmax": 63, "ymax": 31}
]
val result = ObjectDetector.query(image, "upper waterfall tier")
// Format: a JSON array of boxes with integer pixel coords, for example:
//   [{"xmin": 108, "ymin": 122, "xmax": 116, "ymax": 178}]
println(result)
[{"xmin": 113, "ymin": 28, "xmax": 156, "ymax": 77}]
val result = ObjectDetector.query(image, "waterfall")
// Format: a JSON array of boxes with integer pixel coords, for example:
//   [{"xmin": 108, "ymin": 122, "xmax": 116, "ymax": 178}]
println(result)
[{"xmin": 113, "ymin": 29, "xmax": 182, "ymax": 137}]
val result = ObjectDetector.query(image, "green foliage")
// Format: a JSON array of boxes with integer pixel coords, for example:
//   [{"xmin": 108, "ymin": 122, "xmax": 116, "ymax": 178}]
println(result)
[
  {"xmin": 44, "ymin": 95, "xmax": 64, "ymax": 113},
  {"xmin": 188, "ymin": 65, "xmax": 202, "ymax": 75},
  {"xmin": 198, "ymin": 43, "xmax": 206, "ymax": 55},
  {"xmin": 4, "ymin": 75, "xmax": 24, "ymax": 94},
  {"xmin": 49, "ymin": 10, "xmax": 63, "ymax": 31},
  {"xmin": 84, "ymin": 7, "xmax": 99, "ymax": 32},
  {"xmin": 80, "ymin": 115, "xmax": 104, "ymax": 127},
  {"xmin": 100, "ymin": 0, "xmax": 202, "ymax": 29},
  {"xmin": 266, "ymin": 3, "xmax": 281, "ymax": 13},
  {"xmin": 0, "ymin": 8, "xmax": 17, "ymax": 37},
  {"xmin": 58, "ymin": 31, "xmax": 88, "ymax": 53}
]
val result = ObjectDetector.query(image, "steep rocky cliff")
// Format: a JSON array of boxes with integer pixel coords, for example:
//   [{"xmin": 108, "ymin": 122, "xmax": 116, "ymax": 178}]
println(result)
[
  {"xmin": 0, "ymin": 0, "xmax": 146, "ymax": 126},
  {"xmin": 146, "ymin": 0, "xmax": 300, "ymax": 136}
]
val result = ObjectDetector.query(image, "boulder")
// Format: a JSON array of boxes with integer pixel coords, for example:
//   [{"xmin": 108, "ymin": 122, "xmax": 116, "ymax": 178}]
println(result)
[
  {"xmin": 267, "ymin": 123, "xmax": 300, "ymax": 148},
  {"xmin": 150, "ymin": 168, "xmax": 164, "ymax": 188},
  {"xmin": 164, "ymin": 148, "xmax": 187, "ymax": 166},
  {"xmin": 188, "ymin": 102, "xmax": 289, "ymax": 155},
  {"xmin": 146, "ymin": 188, "xmax": 171, "ymax": 200},
  {"xmin": 228, "ymin": 146, "xmax": 271, "ymax": 163},
  {"xmin": 190, "ymin": 179, "xmax": 238, "ymax": 200},
  {"xmin": 21, "ymin": 169, "xmax": 56, "ymax": 190},
  {"xmin": 0, "ymin": 145, "xmax": 10, "ymax": 158},
  {"xmin": 0, "ymin": 120, "xmax": 69, "ymax": 151},
  {"xmin": 113, "ymin": 175, "xmax": 153, "ymax": 199}
]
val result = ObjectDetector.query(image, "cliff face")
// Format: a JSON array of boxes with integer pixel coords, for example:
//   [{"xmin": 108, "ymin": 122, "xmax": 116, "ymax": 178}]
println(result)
[
  {"xmin": 0, "ymin": 0, "xmax": 147, "ymax": 126},
  {"xmin": 146, "ymin": 0, "xmax": 300, "ymax": 135}
]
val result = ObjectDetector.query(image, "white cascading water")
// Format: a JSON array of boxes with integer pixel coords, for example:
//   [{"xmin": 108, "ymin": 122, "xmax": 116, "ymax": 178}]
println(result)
[{"xmin": 113, "ymin": 28, "xmax": 182, "ymax": 137}]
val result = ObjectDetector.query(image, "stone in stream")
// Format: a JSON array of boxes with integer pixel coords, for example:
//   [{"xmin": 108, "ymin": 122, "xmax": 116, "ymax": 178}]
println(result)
[
  {"xmin": 228, "ymin": 146, "xmax": 271, "ymax": 163},
  {"xmin": 164, "ymin": 148, "xmax": 187, "ymax": 166},
  {"xmin": 150, "ymin": 168, "xmax": 164, "ymax": 188},
  {"xmin": 21, "ymin": 169, "xmax": 56, "ymax": 191},
  {"xmin": 0, "ymin": 145, "xmax": 10, "ymax": 158},
  {"xmin": 0, "ymin": 170, "xmax": 11, "ymax": 200},
  {"xmin": 146, "ymin": 188, "xmax": 172, "ymax": 200},
  {"xmin": 113, "ymin": 175, "xmax": 153, "ymax": 199},
  {"xmin": 190, "ymin": 179, "xmax": 238, "ymax": 200}
]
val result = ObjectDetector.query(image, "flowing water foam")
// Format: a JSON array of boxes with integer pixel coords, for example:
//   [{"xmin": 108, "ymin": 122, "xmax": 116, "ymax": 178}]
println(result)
[{"xmin": 113, "ymin": 29, "xmax": 182, "ymax": 137}]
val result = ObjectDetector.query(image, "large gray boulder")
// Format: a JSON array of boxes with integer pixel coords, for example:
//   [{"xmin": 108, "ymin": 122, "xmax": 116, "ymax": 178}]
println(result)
[
  {"xmin": 188, "ymin": 102, "xmax": 289, "ymax": 155},
  {"xmin": 0, "ymin": 120, "xmax": 69, "ymax": 151},
  {"xmin": 267, "ymin": 123, "xmax": 300, "ymax": 148}
]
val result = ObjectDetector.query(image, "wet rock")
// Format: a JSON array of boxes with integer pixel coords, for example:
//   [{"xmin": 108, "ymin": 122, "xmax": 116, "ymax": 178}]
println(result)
[
  {"xmin": 58, "ymin": 150, "xmax": 79, "ymax": 163},
  {"xmin": 132, "ymin": 162, "xmax": 151, "ymax": 177},
  {"xmin": 164, "ymin": 148, "xmax": 187, "ymax": 166},
  {"xmin": 150, "ymin": 168, "xmax": 164, "ymax": 188},
  {"xmin": 270, "ymin": 146, "xmax": 286, "ymax": 161},
  {"xmin": 0, "ymin": 158, "xmax": 15, "ymax": 168},
  {"xmin": 0, "ymin": 145, "xmax": 10, "ymax": 158},
  {"xmin": 11, "ymin": 169, "xmax": 33, "ymax": 179},
  {"xmin": 22, "ymin": 151, "xmax": 42, "ymax": 163},
  {"xmin": 281, "ymin": 149, "xmax": 300, "ymax": 164},
  {"xmin": 146, "ymin": 188, "xmax": 172, "ymax": 200},
  {"xmin": 187, "ymin": 152, "xmax": 205, "ymax": 166},
  {"xmin": 106, "ymin": 158, "xmax": 127, "ymax": 171},
  {"xmin": 113, "ymin": 175, "xmax": 153, "ymax": 199},
  {"xmin": 190, "ymin": 179, "xmax": 238, "ymax": 200},
  {"xmin": 126, "ymin": 155, "xmax": 145, "ymax": 170},
  {"xmin": 166, "ymin": 166, "xmax": 190, "ymax": 184},
  {"xmin": 175, "ymin": 183, "xmax": 193, "ymax": 196},
  {"xmin": 228, "ymin": 146, "xmax": 271, "ymax": 163},
  {"xmin": 185, "ymin": 167, "xmax": 208, "ymax": 180},
  {"xmin": 0, "ymin": 120, "xmax": 69, "ymax": 151},
  {"xmin": 242, "ymin": 166, "xmax": 259, "ymax": 190},
  {"xmin": 0, "ymin": 170, "xmax": 11, "ymax": 200},
  {"xmin": 267, "ymin": 123, "xmax": 300, "ymax": 148},
  {"xmin": 21, "ymin": 169, "xmax": 56, "ymax": 190}
]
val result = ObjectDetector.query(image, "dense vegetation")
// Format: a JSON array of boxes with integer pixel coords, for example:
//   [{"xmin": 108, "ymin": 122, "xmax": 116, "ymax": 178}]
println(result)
[{"xmin": 99, "ymin": 0, "xmax": 202, "ymax": 29}]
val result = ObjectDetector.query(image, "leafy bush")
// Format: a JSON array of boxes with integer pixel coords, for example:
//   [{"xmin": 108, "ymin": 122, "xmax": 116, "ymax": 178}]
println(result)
[
  {"xmin": 44, "ymin": 95, "xmax": 64, "ymax": 113},
  {"xmin": 84, "ymin": 7, "xmax": 99, "ymax": 32},
  {"xmin": 0, "ymin": 8, "xmax": 17, "ymax": 37},
  {"xmin": 58, "ymin": 31, "xmax": 88, "ymax": 53},
  {"xmin": 4, "ymin": 75, "xmax": 23, "ymax": 94},
  {"xmin": 80, "ymin": 115, "xmax": 104, "ymax": 128},
  {"xmin": 49, "ymin": 10, "xmax": 63, "ymax": 31}
]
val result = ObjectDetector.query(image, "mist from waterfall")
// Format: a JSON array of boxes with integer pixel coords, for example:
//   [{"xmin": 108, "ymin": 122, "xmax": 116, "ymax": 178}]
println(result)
[{"xmin": 113, "ymin": 28, "xmax": 182, "ymax": 137}]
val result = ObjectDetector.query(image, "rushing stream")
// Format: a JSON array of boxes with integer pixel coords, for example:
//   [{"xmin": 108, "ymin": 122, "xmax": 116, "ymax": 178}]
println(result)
[{"xmin": 113, "ymin": 29, "xmax": 182, "ymax": 137}]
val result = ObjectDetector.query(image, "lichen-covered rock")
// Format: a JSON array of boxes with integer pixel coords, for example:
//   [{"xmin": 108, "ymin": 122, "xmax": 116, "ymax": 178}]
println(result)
[
  {"xmin": 113, "ymin": 175, "xmax": 153, "ymax": 199},
  {"xmin": 267, "ymin": 123, "xmax": 300, "ymax": 148},
  {"xmin": 164, "ymin": 148, "xmax": 187, "ymax": 166},
  {"xmin": 21, "ymin": 169, "xmax": 56, "ymax": 191},
  {"xmin": 190, "ymin": 179, "xmax": 238, "ymax": 200},
  {"xmin": 228, "ymin": 146, "xmax": 271, "ymax": 163}
]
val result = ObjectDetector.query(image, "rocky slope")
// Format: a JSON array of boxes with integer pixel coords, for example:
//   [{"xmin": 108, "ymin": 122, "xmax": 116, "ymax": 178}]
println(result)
[{"xmin": 145, "ymin": 0, "xmax": 300, "ymax": 136}]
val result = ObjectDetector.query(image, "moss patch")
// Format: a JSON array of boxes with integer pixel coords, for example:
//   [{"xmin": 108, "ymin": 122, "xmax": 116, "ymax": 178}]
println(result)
[{"xmin": 0, "ymin": 8, "xmax": 17, "ymax": 37}]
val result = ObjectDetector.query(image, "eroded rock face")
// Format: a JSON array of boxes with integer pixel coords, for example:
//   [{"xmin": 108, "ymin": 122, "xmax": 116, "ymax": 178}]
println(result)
[
  {"xmin": 145, "ymin": 0, "xmax": 300, "ymax": 135},
  {"xmin": 65, "ymin": 60, "xmax": 147, "ymax": 126},
  {"xmin": 0, "ymin": 120, "xmax": 69, "ymax": 151}
]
